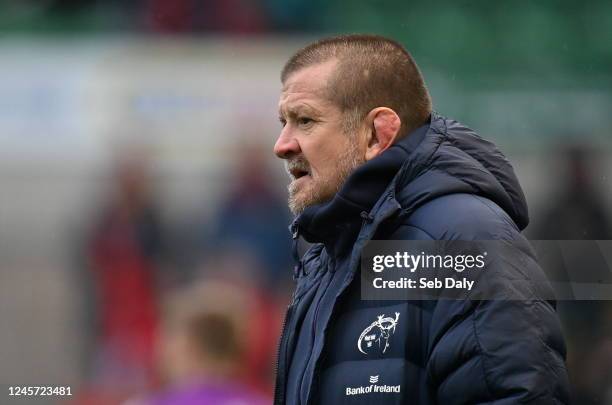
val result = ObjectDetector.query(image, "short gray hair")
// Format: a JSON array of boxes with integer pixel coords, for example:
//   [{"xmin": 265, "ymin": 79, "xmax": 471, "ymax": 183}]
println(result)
[{"xmin": 282, "ymin": 34, "xmax": 432, "ymax": 136}]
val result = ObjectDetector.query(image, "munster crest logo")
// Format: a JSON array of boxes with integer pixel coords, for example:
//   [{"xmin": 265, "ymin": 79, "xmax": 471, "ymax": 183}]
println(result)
[{"xmin": 357, "ymin": 312, "xmax": 400, "ymax": 355}]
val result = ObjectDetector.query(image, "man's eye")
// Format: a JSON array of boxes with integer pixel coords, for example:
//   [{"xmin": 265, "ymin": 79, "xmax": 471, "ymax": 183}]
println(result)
[
  {"xmin": 297, "ymin": 117, "xmax": 313, "ymax": 126},
  {"xmin": 279, "ymin": 117, "xmax": 287, "ymax": 127}
]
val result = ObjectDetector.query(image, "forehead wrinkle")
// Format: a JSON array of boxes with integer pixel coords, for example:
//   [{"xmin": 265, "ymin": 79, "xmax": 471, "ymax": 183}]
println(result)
[{"xmin": 278, "ymin": 94, "xmax": 326, "ymax": 118}]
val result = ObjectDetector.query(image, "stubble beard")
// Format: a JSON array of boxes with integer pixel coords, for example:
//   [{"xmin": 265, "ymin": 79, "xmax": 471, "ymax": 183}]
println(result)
[{"xmin": 285, "ymin": 142, "xmax": 364, "ymax": 216}]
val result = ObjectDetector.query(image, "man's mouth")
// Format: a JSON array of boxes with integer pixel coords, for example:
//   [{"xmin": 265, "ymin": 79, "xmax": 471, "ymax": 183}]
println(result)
[{"xmin": 290, "ymin": 168, "xmax": 310, "ymax": 180}]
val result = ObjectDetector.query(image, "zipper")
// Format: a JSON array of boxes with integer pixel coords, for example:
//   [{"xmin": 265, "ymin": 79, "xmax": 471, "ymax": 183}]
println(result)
[
  {"xmin": 305, "ymin": 259, "xmax": 355, "ymax": 405},
  {"xmin": 273, "ymin": 300, "xmax": 296, "ymax": 405},
  {"xmin": 274, "ymin": 222, "xmax": 302, "ymax": 405}
]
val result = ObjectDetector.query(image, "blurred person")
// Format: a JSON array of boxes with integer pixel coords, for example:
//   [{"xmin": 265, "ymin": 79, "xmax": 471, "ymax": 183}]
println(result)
[
  {"xmin": 191, "ymin": 252, "xmax": 289, "ymax": 393},
  {"xmin": 209, "ymin": 143, "xmax": 293, "ymax": 290},
  {"xmin": 273, "ymin": 34, "xmax": 569, "ymax": 404},
  {"xmin": 562, "ymin": 302, "xmax": 612, "ymax": 405},
  {"xmin": 127, "ymin": 280, "xmax": 270, "ymax": 405},
  {"xmin": 533, "ymin": 145, "xmax": 612, "ymax": 405},
  {"xmin": 82, "ymin": 148, "xmax": 166, "ymax": 398},
  {"xmin": 535, "ymin": 144, "xmax": 612, "ymax": 240}
]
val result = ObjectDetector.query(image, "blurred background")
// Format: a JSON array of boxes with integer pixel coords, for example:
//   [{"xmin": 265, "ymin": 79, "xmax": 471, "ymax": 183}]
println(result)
[{"xmin": 0, "ymin": 0, "xmax": 611, "ymax": 404}]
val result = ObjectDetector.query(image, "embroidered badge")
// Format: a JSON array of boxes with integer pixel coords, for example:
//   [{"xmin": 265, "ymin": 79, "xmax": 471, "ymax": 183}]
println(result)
[{"xmin": 357, "ymin": 312, "xmax": 400, "ymax": 355}]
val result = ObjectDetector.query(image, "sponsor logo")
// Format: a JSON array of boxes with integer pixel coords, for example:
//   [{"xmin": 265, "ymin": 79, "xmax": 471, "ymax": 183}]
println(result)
[
  {"xmin": 357, "ymin": 312, "xmax": 400, "ymax": 355},
  {"xmin": 345, "ymin": 375, "xmax": 401, "ymax": 396}
]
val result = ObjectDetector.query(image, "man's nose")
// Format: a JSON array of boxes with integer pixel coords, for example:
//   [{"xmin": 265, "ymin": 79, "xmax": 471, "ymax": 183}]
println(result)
[{"xmin": 274, "ymin": 129, "xmax": 300, "ymax": 159}]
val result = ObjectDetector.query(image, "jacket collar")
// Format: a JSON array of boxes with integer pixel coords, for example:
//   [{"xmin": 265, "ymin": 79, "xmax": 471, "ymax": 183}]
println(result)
[{"xmin": 292, "ymin": 117, "xmax": 431, "ymax": 257}]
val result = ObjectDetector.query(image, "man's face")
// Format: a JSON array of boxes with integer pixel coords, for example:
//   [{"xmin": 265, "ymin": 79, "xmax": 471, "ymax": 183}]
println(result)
[{"xmin": 274, "ymin": 60, "xmax": 365, "ymax": 215}]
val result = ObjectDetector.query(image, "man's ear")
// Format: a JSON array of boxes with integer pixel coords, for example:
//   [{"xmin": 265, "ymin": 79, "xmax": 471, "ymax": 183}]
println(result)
[{"xmin": 364, "ymin": 107, "xmax": 401, "ymax": 161}]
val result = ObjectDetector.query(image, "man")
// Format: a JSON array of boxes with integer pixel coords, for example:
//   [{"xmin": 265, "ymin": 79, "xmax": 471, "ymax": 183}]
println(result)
[{"xmin": 273, "ymin": 35, "xmax": 569, "ymax": 404}]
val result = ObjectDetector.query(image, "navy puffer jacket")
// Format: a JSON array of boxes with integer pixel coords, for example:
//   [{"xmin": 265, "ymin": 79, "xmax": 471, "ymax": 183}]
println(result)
[{"xmin": 274, "ymin": 113, "xmax": 569, "ymax": 405}]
